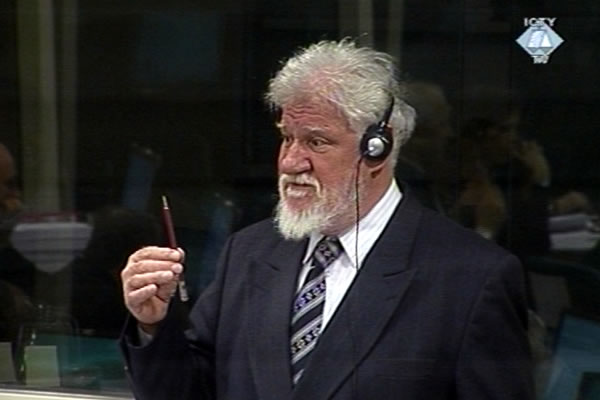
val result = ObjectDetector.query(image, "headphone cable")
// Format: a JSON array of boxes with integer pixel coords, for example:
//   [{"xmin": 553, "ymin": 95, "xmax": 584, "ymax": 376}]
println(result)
[
  {"xmin": 354, "ymin": 158, "xmax": 361, "ymax": 270},
  {"xmin": 348, "ymin": 156, "xmax": 362, "ymax": 399}
]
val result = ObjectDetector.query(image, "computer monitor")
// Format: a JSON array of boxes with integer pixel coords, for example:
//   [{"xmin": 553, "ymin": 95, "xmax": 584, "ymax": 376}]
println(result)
[{"xmin": 542, "ymin": 313, "xmax": 600, "ymax": 400}]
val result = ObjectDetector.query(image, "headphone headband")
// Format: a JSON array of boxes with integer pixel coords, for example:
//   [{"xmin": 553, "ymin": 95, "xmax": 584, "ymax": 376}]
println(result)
[{"xmin": 359, "ymin": 97, "xmax": 394, "ymax": 161}]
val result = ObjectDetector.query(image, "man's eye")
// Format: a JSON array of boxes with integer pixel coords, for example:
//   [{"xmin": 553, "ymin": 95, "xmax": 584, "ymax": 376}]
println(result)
[
  {"xmin": 281, "ymin": 135, "xmax": 292, "ymax": 145},
  {"xmin": 309, "ymin": 137, "xmax": 327, "ymax": 148}
]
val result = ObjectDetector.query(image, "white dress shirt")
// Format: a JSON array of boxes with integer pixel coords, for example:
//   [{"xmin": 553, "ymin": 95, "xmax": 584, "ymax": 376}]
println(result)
[{"xmin": 296, "ymin": 179, "xmax": 402, "ymax": 330}]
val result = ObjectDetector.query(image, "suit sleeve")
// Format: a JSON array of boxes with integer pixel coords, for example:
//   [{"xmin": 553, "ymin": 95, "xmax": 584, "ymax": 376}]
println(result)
[
  {"xmin": 119, "ymin": 236, "xmax": 236, "ymax": 400},
  {"xmin": 455, "ymin": 254, "xmax": 535, "ymax": 400}
]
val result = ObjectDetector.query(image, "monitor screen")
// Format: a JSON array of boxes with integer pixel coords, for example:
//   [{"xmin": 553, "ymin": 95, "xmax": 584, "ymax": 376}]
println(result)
[{"xmin": 542, "ymin": 313, "xmax": 600, "ymax": 400}]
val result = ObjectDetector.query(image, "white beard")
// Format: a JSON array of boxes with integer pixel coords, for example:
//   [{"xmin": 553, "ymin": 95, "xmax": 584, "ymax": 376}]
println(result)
[{"xmin": 274, "ymin": 172, "xmax": 358, "ymax": 240}]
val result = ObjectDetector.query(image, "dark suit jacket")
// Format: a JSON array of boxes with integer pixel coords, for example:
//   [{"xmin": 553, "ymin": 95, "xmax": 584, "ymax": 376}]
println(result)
[{"xmin": 121, "ymin": 189, "xmax": 533, "ymax": 399}]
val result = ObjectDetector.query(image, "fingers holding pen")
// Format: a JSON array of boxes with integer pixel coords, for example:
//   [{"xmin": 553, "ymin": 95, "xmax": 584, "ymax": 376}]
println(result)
[
  {"xmin": 123, "ymin": 246, "xmax": 184, "ymax": 276},
  {"xmin": 127, "ymin": 279, "xmax": 177, "ymax": 306},
  {"xmin": 121, "ymin": 246, "xmax": 185, "ymax": 304},
  {"xmin": 126, "ymin": 259, "xmax": 184, "ymax": 278},
  {"xmin": 121, "ymin": 244, "xmax": 188, "ymax": 324},
  {"xmin": 126, "ymin": 269, "xmax": 178, "ymax": 291},
  {"xmin": 128, "ymin": 245, "xmax": 183, "ymax": 264}
]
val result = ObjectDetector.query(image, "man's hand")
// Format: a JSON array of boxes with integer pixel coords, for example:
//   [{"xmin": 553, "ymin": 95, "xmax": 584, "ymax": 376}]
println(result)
[{"xmin": 121, "ymin": 246, "xmax": 184, "ymax": 332}]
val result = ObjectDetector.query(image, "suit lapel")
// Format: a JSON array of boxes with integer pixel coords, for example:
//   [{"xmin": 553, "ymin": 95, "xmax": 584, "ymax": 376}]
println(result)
[
  {"xmin": 292, "ymin": 192, "xmax": 424, "ymax": 400},
  {"xmin": 248, "ymin": 237, "xmax": 307, "ymax": 400}
]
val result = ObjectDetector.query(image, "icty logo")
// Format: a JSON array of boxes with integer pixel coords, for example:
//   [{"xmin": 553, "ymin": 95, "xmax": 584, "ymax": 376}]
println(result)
[{"xmin": 516, "ymin": 18, "xmax": 564, "ymax": 64}]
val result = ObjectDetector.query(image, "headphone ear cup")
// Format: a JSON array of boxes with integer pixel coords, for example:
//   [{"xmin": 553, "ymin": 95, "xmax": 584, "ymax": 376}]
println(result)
[
  {"xmin": 360, "ymin": 124, "xmax": 392, "ymax": 161},
  {"xmin": 360, "ymin": 96, "xmax": 395, "ymax": 161}
]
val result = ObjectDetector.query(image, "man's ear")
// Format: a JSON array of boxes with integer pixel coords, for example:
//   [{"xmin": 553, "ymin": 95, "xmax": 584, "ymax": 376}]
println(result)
[{"xmin": 361, "ymin": 156, "xmax": 388, "ymax": 177}]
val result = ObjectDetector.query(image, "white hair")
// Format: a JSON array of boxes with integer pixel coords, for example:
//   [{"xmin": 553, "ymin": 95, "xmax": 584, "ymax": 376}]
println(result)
[{"xmin": 265, "ymin": 39, "xmax": 416, "ymax": 167}]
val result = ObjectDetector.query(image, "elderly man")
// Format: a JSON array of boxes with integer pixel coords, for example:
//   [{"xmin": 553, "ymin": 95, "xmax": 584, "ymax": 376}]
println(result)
[{"xmin": 120, "ymin": 40, "xmax": 533, "ymax": 400}]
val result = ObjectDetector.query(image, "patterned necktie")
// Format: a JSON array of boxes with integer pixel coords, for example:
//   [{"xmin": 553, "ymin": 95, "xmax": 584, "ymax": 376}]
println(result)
[{"xmin": 290, "ymin": 236, "xmax": 342, "ymax": 385}]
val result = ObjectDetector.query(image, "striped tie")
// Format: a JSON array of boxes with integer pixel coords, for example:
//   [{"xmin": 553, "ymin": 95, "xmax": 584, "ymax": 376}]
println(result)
[{"xmin": 290, "ymin": 236, "xmax": 342, "ymax": 385}]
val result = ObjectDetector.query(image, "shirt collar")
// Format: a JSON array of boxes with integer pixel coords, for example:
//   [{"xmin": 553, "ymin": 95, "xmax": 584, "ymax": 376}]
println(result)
[{"xmin": 303, "ymin": 179, "xmax": 402, "ymax": 268}]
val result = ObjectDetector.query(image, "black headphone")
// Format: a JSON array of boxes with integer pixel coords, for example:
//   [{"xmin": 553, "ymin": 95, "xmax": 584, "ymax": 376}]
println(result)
[{"xmin": 359, "ymin": 96, "xmax": 395, "ymax": 161}]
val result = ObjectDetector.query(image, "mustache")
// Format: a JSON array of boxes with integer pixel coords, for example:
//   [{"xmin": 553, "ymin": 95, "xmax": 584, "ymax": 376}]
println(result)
[{"xmin": 278, "ymin": 173, "xmax": 321, "ymax": 190}]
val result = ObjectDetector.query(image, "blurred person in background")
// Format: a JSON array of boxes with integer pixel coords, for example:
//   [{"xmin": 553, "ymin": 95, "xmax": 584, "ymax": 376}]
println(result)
[
  {"xmin": 396, "ymin": 81, "xmax": 457, "ymax": 214},
  {"xmin": 453, "ymin": 87, "xmax": 551, "ymax": 259},
  {"xmin": 0, "ymin": 143, "xmax": 34, "ymax": 345},
  {"xmin": 0, "ymin": 143, "xmax": 35, "ymax": 297},
  {"xmin": 0, "ymin": 143, "xmax": 22, "ymax": 219}
]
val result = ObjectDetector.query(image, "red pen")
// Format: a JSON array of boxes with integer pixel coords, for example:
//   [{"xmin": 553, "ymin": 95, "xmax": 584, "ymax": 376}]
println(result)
[{"xmin": 161, "ymin": 195, "xmax": 189, "ymax": 302}]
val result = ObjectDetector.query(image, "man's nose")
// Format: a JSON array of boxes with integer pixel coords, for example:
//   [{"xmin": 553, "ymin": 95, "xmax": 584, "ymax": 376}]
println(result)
[{"xmin": 279, "ymin": 142, "xmax": 311, "ymax": 174}]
